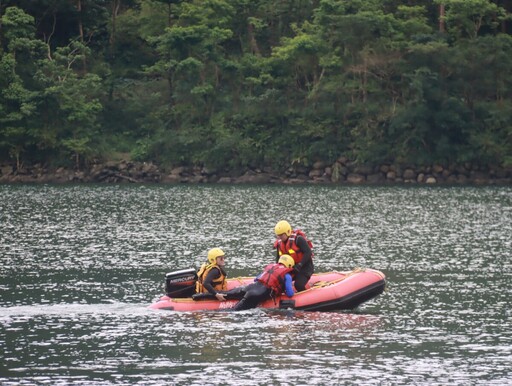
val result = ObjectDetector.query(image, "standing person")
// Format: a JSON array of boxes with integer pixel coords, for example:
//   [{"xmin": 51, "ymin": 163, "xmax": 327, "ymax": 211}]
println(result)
[
  {"xmin": 273, "ymin": 220, "xmax": 314, "ymax": 292},
  {"xmin": 232, "ymin": 255, "xmax": 296, "ymax": 311},
  {"xmin": 195, "ymin": 248, "xmax": 228, "ymax": 301}
]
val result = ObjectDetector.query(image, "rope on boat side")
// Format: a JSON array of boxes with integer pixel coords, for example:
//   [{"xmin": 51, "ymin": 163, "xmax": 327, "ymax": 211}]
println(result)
[{"xmin": 310, "ymin": 267, "xmax": 366, "ymax": 289}]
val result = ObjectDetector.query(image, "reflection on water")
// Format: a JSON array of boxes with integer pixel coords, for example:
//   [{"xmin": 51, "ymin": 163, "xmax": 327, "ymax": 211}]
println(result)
[{"xmin": 1, "ymin": 184, "xmax": 511, "ymax": 384}]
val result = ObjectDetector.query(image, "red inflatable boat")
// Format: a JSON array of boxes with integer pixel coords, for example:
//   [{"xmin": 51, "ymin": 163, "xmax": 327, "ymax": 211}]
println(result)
[{"xmin": 149, "ymin": 268, "xmax": 386, "ymax": 312}]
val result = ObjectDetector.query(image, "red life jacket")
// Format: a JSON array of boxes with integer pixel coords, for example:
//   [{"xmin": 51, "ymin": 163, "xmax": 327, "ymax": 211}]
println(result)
[
  {"xmin": 257, "ymin": 263, "xmax": 293, "ymax": 293},
  {"xmin": 274, "ymin": 229, "xmax": 313, "ymax": 265}
]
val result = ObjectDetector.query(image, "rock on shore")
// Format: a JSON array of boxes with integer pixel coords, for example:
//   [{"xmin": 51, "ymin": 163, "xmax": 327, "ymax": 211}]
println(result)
[{"xmin": 0, "ymin": 159, "xmax": 511, "ymax": 185}]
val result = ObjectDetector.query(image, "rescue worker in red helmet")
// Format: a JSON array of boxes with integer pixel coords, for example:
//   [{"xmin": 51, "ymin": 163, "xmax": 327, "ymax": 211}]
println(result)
[
  {"xmin": 231, "ymin": 254, "xmax": 296, "ymax": 311},
  {"xmin": 195, "ymin": 248, "xmax": 228, "ymax": 301},
  {"xmin": 274, "ymin": 220, "xmax": 314, "ymax": 292}
]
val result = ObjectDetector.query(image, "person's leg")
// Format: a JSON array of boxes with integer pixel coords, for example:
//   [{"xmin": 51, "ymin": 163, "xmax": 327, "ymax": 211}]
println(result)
[
  {"xmin": 233, "ymin": 296, "xmax": 258, "ymax": 311},
  {"xmin": 192, "ymin": 285, "xmax": 247, "ymax": 301},
  {"xmin": 222, "ymin": 286, "xmax": 247, "ymax": 300},
  {"xmin": 294, "ymin": 263, "xmax": 314, "ymax": 292},
  {"xmin": 233, "ymin": 282, "xmax": 270, "ymax": 311}
]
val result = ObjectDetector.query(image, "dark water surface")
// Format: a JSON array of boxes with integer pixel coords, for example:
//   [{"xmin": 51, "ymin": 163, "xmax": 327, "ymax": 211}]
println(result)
[{"xmin": 1, "ymin": 184, "xmax": 511, "ymax": 385}]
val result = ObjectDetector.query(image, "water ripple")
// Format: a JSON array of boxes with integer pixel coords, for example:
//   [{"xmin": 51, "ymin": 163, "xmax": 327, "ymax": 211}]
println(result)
[{"xmin": 1, "ymin": 184, "xmax": 511, "ymax": 384}]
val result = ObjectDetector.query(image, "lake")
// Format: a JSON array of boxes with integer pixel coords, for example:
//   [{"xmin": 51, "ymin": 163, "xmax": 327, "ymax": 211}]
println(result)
[{"xmin": 1, "ymin": 184, "xmax": 511, "ymax": 385}]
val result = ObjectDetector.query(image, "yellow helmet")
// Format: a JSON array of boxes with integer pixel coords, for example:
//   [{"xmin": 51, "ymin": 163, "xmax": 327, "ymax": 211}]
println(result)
[
  {"xmin": 274, "ymin": 220, "xmax": 292, "ymax": 236},
  {"xmin": 207, "ymin": 248, "xmax": 225, "ymax": 264},
  {"xmin": 278, "ymin": 254, "xmax": 295, "ymax": 268}
]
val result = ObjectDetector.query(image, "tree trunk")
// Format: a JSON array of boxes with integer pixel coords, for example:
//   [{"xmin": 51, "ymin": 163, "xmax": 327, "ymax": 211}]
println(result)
[
  {"xmin": 0, "ymin": 0, "xmax": 4, "ymax": 50},
  {"xmin": 501, "ymin": 0, "xmax": 511, "ymax": 33},
  {"xmin": 76, "ymin": 0, "xmax": 87, "ymax": 72},
  {"xmin": 247, "ymin": 23, "xmax": 260, "ymax": 56},
  {"xmin": 168, "ymin": 2, "xmax": 172, "ymax": 27},
  {"xmin": 439, "ymin": 4, "xmax": 445, "ymax": 33},
  {"xmin": 110, "ymin": 0, "xmax": 121, "ymax": 48}
]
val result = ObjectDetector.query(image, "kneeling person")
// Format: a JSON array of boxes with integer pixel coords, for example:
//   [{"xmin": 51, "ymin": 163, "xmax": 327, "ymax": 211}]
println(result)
[{"xmin": 233, "ymin": 254, "xmax": 295, "ymax": 311}]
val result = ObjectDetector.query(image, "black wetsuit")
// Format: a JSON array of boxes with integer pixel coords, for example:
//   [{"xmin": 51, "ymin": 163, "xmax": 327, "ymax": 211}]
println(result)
[
  {"xmin": 232, "ymin": 282, "xmax": 271, "ymax": 311},
  {"xmin": 275, "ymin": 235, "xmax": 313, "ymax": 292},
  {"xmin": 229, "ymin": 266, "xmax": 294, "ymax": 311}
]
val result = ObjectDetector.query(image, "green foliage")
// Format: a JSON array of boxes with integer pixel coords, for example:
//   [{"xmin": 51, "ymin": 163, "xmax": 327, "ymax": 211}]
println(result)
[
  {"xmin": 467, "ymin": 102, "xmax": 512, "ymax": 165},
  {"xmin": 436, "ymin": 0, "xmax": 510, "ymax": 39},
  {"xmin": 1, "ymin": 6, "xmax": 36, "ymax": 42},
  {"xmin": 0, "ymin": 7, "xmax": 45, "ymax": 168},
  {"xmin": 34, "ymin": 41, "xmax": 104, "ymax": 168},
  {"xmin": 1, "ymin": 0, "xmax": 512, "ymax": 171}
]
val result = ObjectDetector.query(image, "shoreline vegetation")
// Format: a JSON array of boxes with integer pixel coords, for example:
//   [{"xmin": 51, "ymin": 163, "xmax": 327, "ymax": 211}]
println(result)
[
  {"xmin": 2, "ymin": 159, "xmax": 510, "ymax": 185},
  {"xmin": 1, "ymin": 2, "xmax": 512, "ymax": 178}
]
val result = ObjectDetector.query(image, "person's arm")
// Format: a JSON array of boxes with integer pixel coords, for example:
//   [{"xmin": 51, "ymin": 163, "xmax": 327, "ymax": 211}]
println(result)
[
  {"xmin": 254, "ymin": 271, "xmax": 263, "ymax": 281},
  {"xmin": 203, "ymin": 268, "xmax": 227, "ymax": 301},
  {"xmin": 284, "ymin": 273, "xmax": 295, "ymax": 297},
  {"xmin": 294, "ymin": 236, "xmax": 312, "ymax": 270}
]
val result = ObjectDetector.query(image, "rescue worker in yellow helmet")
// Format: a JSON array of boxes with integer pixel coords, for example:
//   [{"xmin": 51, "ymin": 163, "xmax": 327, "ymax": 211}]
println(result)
[
  {"xmin": 274, "ymin": 220, "xmax": 314, "ymax": 292},
  {"xmin": 230, "ymin": 254, "xmax": 296, "ymax": 311},
  {"xmin": 195, "ymin": 248, "xmax": 228, "ymax": 301}
]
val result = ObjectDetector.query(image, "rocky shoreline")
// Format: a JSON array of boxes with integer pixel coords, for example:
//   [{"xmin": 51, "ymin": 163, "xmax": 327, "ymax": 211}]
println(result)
[{"xmin": 1, "ymin": 158, "xmax": 511, "ymax": 185}]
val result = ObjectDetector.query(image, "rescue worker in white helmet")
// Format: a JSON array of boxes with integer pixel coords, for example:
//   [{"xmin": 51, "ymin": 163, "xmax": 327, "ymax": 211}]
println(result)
[
  {"xmin": 273, "ymin": 220, "xmax": 314, "ymax": 292},
  {"xmin": 195, "ymin": 248, "xmax": 228, "ymax": 301}
]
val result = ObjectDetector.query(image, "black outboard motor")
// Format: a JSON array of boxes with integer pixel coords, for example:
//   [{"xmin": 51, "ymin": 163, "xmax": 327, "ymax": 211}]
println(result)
[{"xmin": 165, "ymin": 268, "xmax": 197, "ymax": 298}]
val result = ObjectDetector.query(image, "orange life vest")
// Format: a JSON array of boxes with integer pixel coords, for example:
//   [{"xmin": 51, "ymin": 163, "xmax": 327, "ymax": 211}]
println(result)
[{"xmin": 195, "ymin": 263, "xmax": 227, "ymax": 293}]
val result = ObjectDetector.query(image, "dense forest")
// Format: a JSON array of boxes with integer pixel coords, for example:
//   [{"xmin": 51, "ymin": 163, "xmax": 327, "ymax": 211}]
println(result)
[{"xmin": 1, "ymin": 0, "xmax": 511, "ymax": 174}]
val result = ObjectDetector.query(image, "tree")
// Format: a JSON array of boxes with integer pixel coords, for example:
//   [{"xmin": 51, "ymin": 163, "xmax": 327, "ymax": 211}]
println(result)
[
  {"xmin": 36, "ymin": 40, "xmax": 103, "ymax": 169},
  {"xmin": 0, "ymin": 6, "xmax": 45, "ymax": 168},
  {"xmin": 435, "ymin": 0, "xmax": 509, "ymax": 39}
]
